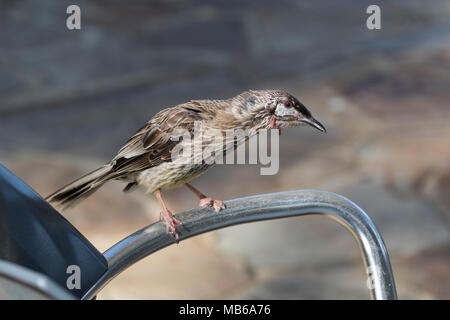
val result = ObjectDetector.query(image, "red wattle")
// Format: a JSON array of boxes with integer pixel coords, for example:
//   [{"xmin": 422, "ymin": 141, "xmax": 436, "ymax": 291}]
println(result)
[{"xmin": 270, "ymin": 115, "xmax": 275, "ymax": 129}]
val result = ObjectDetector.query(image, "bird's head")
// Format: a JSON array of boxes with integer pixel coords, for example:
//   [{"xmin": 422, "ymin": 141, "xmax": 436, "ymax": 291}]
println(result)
[{"xmin": 232, "ymin": 90, "xmax": 326, "ymax": 133}]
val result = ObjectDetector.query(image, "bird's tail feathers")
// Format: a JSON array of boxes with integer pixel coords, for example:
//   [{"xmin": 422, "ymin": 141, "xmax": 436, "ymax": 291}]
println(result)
[{"xmin": 45, "ymin": 165, "xmax": 112, "ymax": 210}]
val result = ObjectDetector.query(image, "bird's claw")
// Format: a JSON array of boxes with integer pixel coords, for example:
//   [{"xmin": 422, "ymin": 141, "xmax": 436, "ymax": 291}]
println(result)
[
  {"xmin": 160, "ymin": 210, "xmax": 183, "ymax": 240},
  {"xmin": 213, "ymin": 200, "xmax": 226, "ymax": 212},
  {"xmin": 199, "ymin": 197, "xmax": 226, "ymax": 212}
]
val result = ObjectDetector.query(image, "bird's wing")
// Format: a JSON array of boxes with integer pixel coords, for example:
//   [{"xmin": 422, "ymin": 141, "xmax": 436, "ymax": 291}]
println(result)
[{"xmin": 109, "ymin": 103, "xmax": 207, "ymax": 176}]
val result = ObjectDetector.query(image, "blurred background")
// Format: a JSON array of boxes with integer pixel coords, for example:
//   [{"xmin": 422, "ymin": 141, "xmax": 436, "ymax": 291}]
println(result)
[{"xmin": 1, "ymin": 0, "xmax": 450, "ymax": 299}]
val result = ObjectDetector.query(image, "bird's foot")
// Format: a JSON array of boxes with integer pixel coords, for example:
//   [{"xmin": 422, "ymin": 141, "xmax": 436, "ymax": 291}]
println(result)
[
  {"xmin": 160, "ymin": 209, "xmax": 183, "ymax": 240},
  {"xmin": 199, "ymin": 197, "xmax": 226, "ymax": 212}
]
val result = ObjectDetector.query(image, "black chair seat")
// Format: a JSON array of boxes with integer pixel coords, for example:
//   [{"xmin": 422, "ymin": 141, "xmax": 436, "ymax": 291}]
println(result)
[{"xmin": 0, "ymin": 164, "xmax": 107, "ymax": 299}]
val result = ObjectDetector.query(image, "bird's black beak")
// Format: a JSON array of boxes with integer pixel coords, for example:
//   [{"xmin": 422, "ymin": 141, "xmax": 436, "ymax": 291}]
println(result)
[{"xmin": 301, "ymin": 117, "xmax": 327, "ymax": 133}]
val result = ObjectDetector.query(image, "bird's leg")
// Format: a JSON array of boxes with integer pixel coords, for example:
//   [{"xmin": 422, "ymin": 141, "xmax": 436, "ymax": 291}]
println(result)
[
  {"xmin": 154, "ymin": 190, "xmax": 183, "ymax": 240},
  {"xmin": 184, "ymin": 183, "xmax": 226, "ymax": 212}
]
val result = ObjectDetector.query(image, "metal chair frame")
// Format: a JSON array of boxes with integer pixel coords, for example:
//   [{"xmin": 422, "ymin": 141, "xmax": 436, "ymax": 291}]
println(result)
[{"xmin": 81, "ymin": 190, "xmax": 398, "ymax": 300}]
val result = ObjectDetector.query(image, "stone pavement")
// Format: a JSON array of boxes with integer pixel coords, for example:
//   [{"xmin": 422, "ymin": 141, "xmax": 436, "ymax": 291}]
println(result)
[{"xmin": 1, "ymin": 1, "xmax": 450, "ymax": 299}]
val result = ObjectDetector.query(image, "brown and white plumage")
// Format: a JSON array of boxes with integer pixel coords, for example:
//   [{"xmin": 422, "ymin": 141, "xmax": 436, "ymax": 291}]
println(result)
[{"xmin": 46, "ymin": 90, "xmax": 326, "ymax": 239}]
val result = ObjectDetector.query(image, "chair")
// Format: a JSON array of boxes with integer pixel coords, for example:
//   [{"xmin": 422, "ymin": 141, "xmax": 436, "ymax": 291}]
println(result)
[{"xmin": 0, "ymin": 164, "xmax": 397, "ymax": 299}]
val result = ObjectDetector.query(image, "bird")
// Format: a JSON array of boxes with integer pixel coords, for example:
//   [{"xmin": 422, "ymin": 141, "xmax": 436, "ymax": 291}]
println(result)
[{"xmin": 46, "ymin": 90, "xmax": 326, "ymax": 240}]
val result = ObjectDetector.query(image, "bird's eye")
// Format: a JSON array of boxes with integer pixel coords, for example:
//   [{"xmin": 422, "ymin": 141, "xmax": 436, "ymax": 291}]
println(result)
[{"xmin": 284, "ymin": 101, "xmax": 293, "ymax": 108}]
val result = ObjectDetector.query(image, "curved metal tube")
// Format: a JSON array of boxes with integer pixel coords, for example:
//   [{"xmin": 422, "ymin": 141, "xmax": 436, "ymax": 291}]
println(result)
[
  {"xmin": 82, "ymin": 190, "xmax": 397, "ymax": 300},
  {"xmin": 0, "ymin": 260, "xmax": 76, "ymax": 300}
]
